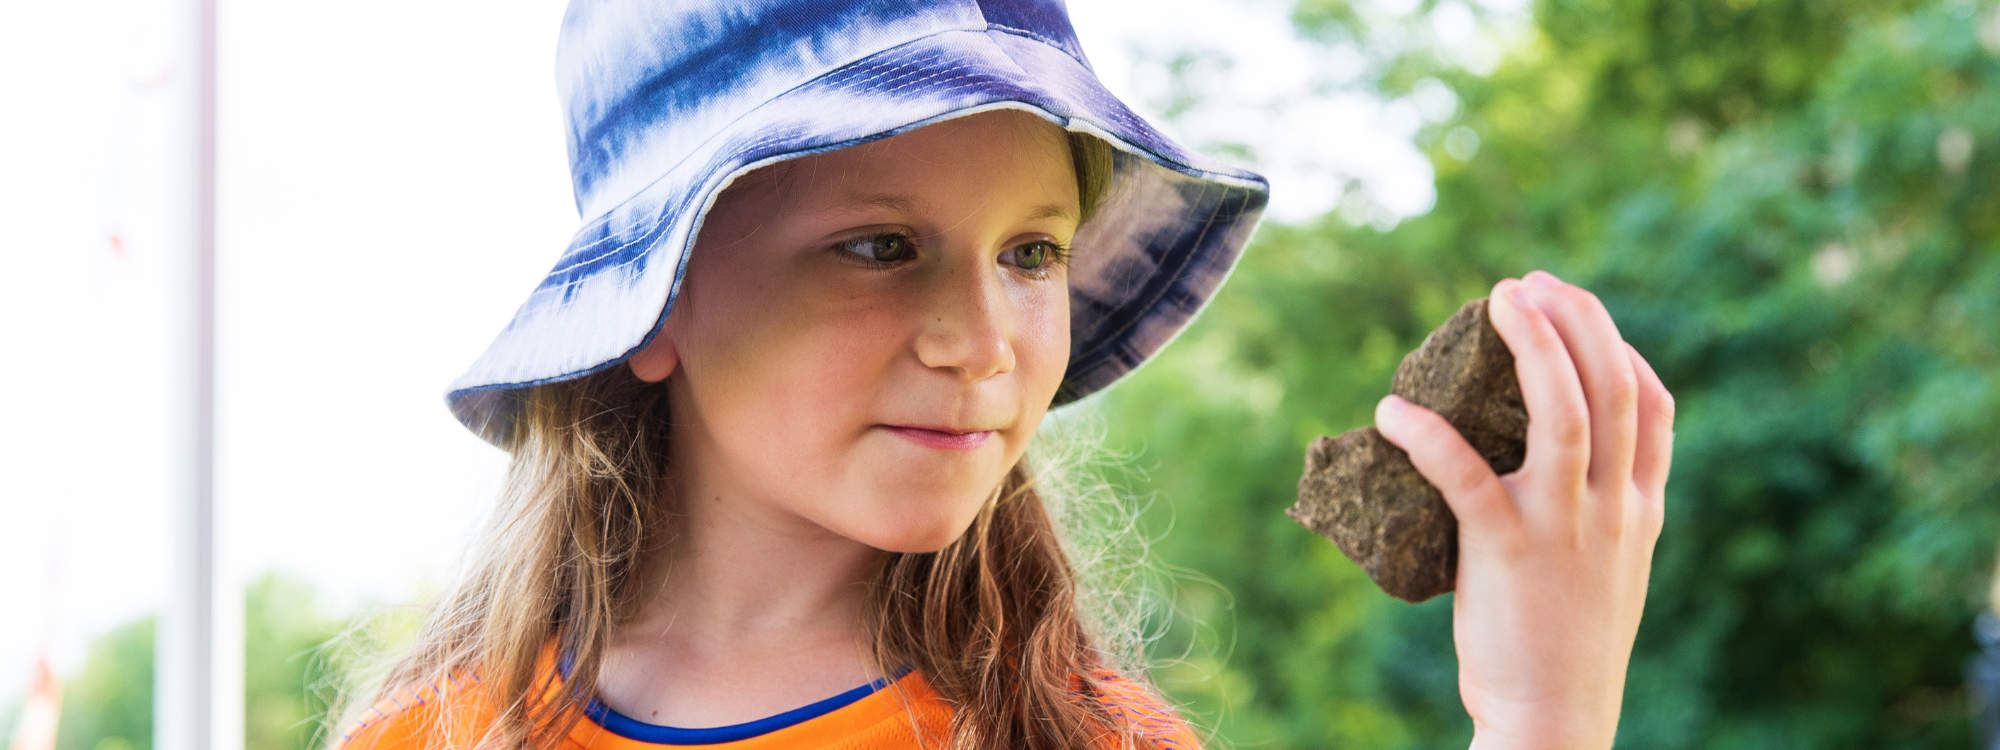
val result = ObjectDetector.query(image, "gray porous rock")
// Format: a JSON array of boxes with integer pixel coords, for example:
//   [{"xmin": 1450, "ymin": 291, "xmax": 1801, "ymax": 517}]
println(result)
[{"xmin": 1285, "ymin": 298, "xmax": 1528, "ymax": 603}]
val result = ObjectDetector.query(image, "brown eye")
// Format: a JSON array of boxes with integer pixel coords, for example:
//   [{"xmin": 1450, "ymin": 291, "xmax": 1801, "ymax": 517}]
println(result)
[
  {"xmin": 1003, "ymin": 241, "xmax": 1053, "ymax": 270},
  {"xmin": 838, "ymin": 233, "xmax": 911, "ymax": 262}
]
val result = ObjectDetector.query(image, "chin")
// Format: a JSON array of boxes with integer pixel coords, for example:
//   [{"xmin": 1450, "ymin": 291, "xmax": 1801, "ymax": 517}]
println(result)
[
  {"xmin": 831, "ymin": 489, "xmax": 992, "ymax": 554},
  {"xmin": 863, "ymin": 529, "xmax": 973, "ymax": 555}
]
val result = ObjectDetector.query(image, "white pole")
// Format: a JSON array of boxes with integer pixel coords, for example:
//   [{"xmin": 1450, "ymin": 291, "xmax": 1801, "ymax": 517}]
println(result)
[{"xmin": 157, "ymin": 0, "xmax": 239, "ymax": 749}]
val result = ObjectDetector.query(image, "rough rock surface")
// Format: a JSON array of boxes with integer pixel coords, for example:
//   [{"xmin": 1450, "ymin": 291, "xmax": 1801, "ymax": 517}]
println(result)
[{"xmin": 1286, "ymin": 298, "xmax": 1528, "ymax": 602}]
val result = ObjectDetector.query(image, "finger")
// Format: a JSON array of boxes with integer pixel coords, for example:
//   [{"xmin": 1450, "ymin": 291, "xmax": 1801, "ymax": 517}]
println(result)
[
  {"xmin": 1487, "ymin": 278, "xmax": 1591, "ymax": 488},
  {"xmin": 1626, "ymin": 342, "xmax": 1674, "ymax": 501},
  {"xmin": 1519, "ymin": 271, "xmax": 1640, "ymax": 493},
  {"xmin": 1375, "ymin": 395, "xmax": 1518, "ymax": 536}
]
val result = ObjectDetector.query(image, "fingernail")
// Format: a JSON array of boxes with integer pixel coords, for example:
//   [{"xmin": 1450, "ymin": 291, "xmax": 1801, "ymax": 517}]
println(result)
[
  {"xmin": 1526, "ymin": 270, "xmax": 1563, "ymax": 288},
  {"xmin": 1506, "ymin": 280, "xmax": 1538, "ymax": 312},
  {"xmin": 1377, "ymin": 394, "xmax": 1407, "ymax": 420}
]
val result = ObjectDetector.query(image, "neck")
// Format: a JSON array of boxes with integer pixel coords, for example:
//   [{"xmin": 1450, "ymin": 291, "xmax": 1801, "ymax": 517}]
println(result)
[
  {"xmin": 640, "ymin": 486, "xmax": 884, "ymax": 647},
  {"xmin": 593, "ymin": 431, "xmax": 890, "ymax": 728}
]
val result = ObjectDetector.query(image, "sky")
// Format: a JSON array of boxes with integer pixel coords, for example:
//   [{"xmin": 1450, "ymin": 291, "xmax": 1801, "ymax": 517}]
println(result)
[{"xmin": 0, "ymin": 0, "xmax": 1517, "ymax": 702}]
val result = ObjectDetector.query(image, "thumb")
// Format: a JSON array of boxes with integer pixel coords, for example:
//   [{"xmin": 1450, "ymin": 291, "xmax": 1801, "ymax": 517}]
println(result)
[{"xmin": 1375, "ymin": 395, "xmax": 1519, "ymax": 536}]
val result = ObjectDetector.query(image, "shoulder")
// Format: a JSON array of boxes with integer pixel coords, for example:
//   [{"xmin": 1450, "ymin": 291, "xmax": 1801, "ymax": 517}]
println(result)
[
  {"xmin": 331, "ymin": 674, "xmax": 498, "ymax": 750},
  {"xmin": 1083, "ymin": 671, "xmax": 1204, "ymax": 750}
]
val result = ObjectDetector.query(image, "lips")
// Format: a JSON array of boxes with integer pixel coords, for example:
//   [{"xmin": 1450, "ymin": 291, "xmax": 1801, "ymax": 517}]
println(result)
[{"xmin": 880, "ymin": 425, "xmax": 994, "ymax": 451}]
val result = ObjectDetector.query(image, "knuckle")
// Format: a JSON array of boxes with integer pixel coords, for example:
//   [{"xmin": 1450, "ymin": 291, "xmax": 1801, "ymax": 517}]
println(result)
[
  {"xmin": 1446, "ymin": 458, "xmax": 1494, "ymax": 496},
  {"xmin": 1578, "ymin": 286, "xmax": 1609, "ymax": 314},
  {"xmin": 1525, "ymin": 311, "xmax": 1566, "ymax": 347},
  {"xmin": 1551, "ymin": 284, "xmax": 1594, "ymax": 314},
  {"xmin": 1563, "ymin": 285, "xmax": 1609, "ymax": 321},
  {"xmin": 1639, "ymin": 496, "xmax": 1666, "ymax": 538},
  {"xmin": 1595, "ymin": 501, "xmax": 1630, "ymax": 538},
  {"xmin": 1551, "ymin": 410, "xmax": 1591, "ymax": 448},
  {"xmin": 1606, "ymin": 369, "xmax": 1641, "ymax": 411}
]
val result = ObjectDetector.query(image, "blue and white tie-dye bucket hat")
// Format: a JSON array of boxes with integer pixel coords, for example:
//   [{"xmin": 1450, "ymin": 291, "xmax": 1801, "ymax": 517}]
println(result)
[{"xmin": 448, "ymin": 0, "xmax": 1270, "ymax": 444}]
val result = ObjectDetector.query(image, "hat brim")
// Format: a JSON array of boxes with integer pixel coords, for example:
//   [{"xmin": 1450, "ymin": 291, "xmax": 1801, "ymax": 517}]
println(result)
[{"xmin": 448, "ymin": 27, "xmax": 1269, "ymax": 445}]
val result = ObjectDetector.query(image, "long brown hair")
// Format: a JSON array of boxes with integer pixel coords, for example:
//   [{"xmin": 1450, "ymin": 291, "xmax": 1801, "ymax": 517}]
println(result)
[{"xmin": 361, "ymin": 131, "xmax": 1160, "ymax": 750}]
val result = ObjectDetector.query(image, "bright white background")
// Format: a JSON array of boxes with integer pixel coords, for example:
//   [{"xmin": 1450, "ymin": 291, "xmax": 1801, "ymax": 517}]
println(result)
[{"xmin": 0, "ymin": 0, "xmax": 1517, "ymax": 701}]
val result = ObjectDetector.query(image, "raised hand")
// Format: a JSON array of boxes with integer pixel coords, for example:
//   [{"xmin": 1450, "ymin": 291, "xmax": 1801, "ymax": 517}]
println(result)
[{"xmin": 1374, "ymin": 271, "xmax": 1673, "ymax": 750}]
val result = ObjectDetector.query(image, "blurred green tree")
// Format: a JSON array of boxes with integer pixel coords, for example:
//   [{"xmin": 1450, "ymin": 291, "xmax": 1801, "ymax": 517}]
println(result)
[
  {"xmin": 38, "ymin": 573, "xmax": 350, "ymax": 750},
  {"xmin": 1110, "ymin": 1, "xmax": 2000, "ymax": 748},
  {"xmin": 243, "ymin": 574, "xmax": 344, "ymax": 750},
  {"xmin": 53, "ymin": 619, "xmax": 152, "ymax": 750}
]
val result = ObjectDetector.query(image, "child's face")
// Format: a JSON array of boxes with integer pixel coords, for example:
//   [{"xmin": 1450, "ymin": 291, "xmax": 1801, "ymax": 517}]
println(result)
[{"xmin": 632, "ymin": 110, "xmax": 1079, "ymax": 553}]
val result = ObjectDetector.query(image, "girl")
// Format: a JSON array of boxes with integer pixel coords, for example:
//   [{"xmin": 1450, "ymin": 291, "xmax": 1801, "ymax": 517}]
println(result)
[{"xmin": 337, "ymin": 2, "xmax": 1670, "ymax": 749}]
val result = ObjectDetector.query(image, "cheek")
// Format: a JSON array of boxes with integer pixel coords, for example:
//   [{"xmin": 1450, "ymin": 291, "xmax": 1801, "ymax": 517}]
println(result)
[
  {"xmin": 677, "ymin": 281, "xmax": 909, "ymax": 469},
  {"xmin": 687, "ymin": 299, "xmax": 977, "ymax": 551},
  {"xmin": 673, "ymin": 260, "xmax": 1072, "ymax": 554},
  {"xmin": 1012, "ymin": 279, "xmax": 1072, "ymax": 408}
]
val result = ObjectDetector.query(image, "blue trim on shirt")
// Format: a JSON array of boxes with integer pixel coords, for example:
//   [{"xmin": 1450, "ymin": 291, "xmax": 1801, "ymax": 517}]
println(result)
[{"xmin": 583, "ymin": 667, "xmax": 913, "ymax": 746}]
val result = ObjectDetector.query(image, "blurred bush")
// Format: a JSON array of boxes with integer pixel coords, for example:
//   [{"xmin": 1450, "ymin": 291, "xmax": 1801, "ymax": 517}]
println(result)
[
  {"xmin": 243, "ymin": 575, "xmax": 344, "ymax": 750},
  {"xmin": 1108, "ymin": 0, "xmax": 2000, "ymax": 748},
  {"xmin": 36, "ymin": 573, "xmax": 350, "ymax": 750},
  {"xmin": 53, "ymin": 619, "xmax": 152, "ymax": 750}
]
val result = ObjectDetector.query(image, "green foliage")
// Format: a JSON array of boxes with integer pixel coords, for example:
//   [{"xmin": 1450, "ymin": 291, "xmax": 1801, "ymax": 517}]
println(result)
[
  {"xmin": 44, "ymin": 573, "xmax": 353, "ymax": 750},
  {"xmin": 244, "ymin": 574, "xmax": 345, "ymax": 750},
  {"xmin": 55, "ymin": 619, "xmax": 153, "ymax": 750},
  {"xmin": 1108, "ymin": 1, "xmax": 2000, "ymax": 748},
  {"xmin": 1536, "ymin": 0, "xmax": 1924, "ymax": 122}
]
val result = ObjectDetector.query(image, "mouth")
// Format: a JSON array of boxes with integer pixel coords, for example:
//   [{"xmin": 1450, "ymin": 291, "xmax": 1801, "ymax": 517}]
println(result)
[{"xmin": 879, "ymin": 425, "xmax": 995, "ymax": 451}]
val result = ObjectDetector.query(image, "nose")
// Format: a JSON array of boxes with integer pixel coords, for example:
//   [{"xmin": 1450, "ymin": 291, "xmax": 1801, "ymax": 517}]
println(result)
[{"xmin": 914, "ymin": 259, "xmax": 1016, "ymax": 382}]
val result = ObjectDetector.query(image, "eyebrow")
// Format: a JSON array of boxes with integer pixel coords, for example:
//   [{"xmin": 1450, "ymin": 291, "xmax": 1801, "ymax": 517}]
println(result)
[
  {"xmin": 817, "ymin": 193, "xmax": 1080, "ymax": 224},
  {"xmin": 1024, "ymin": 202, "xmax": 1080, "ymax": 223},
  {"xmin": 820, "ymin": 193, "xmax": 920, "ymax": 216}
]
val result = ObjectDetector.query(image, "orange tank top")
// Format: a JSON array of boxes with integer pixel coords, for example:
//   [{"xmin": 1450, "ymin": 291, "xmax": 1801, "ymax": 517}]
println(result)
[{"xmin": 333, "ymin": 664, "xmax": 1201, "ymax": 750}]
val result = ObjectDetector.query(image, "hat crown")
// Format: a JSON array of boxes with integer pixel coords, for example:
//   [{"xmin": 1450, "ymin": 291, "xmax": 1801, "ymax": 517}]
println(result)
[
  {"xmin": 555, "ymin": 0, "xmax": 1092, "ymax": 219},
  {"xmin": 448, "ymin": 0, "xmax": 1265, "ymax": 445}
]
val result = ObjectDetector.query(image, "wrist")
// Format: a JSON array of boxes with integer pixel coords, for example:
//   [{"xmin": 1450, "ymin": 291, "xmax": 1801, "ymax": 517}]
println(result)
[
  {"xmin": 1466, "ymin": 712, "xmax": 1617, "ymax": 750},
  {"xmin": 1470, "ymin": 732, "xmax": 1611, "ymax": 750}
]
